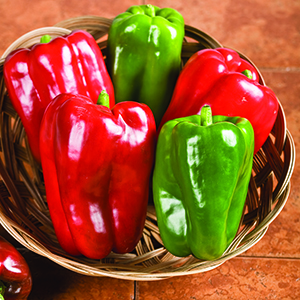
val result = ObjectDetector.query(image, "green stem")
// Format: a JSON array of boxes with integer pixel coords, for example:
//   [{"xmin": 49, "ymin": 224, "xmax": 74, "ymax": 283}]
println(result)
[
  {"xmin": 200, "ymin": 105, "xmax": 212, "ymax": 126},
  {"xmin": 0, "ymin": 281, "xmax": 6, "ymax": 299},
  {"xmin": 40, "ymin": 34, "xmax": 52, "ymax": 44},
  {"xmin": 242, "ymin": 69, "xmax": 253, "ymax": 79},
  {"xmin": 145, "ymin": 4, "xmax": 156, "ymax": 17},
  {"xmin": 97, "ymin": 90, "xmax": 110, "ymax": 108}
]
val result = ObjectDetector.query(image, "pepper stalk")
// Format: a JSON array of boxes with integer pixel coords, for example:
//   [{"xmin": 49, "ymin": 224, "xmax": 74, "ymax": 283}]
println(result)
[{"xmin": 0, "ymin": 281, "xmax": 5, "ymax": 300}]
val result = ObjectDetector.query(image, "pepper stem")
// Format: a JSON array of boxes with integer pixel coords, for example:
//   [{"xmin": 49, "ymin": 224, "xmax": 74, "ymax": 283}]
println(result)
[
  {"xmin": 145, "ymin": 4, "xmax": 156, "ymax": 17},
  {"xmin": 242, "ymin": 69, "xmax": 253, "ymax": 79},
  {"xmin": 97, "ymin": 90, "xmax": 110, "ymax": 108},
  {"xmin": 40, "ymin": 34, "xmax": 52, "ymax": 44},
  {"xmin": 200, "ymin": 105, "xmax": 213, "ymax": 126},
  {"xmin": 0, "ymin": 281, "xmax": 6, "ymax": 299}
]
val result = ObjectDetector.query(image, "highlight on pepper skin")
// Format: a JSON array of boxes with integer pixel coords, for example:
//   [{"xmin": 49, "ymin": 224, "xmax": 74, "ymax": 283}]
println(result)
[{"xmin": 0, "ymin": 236, "xmax": 32, "ymax": 300}]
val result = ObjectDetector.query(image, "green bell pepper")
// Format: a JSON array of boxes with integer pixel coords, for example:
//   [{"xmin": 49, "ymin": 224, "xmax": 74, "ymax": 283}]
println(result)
[
  {"xmin": 153, "ymin": 105, "xmax": 254, "ymax": 260},
  {"xmin": 106, "ymin": 4, "xmax": 185, "ymax": 125}
]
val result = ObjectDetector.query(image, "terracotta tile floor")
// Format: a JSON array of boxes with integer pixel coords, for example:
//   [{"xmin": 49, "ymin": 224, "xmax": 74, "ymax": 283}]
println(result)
[{"xmin": 0, "ymin": 0, "xmax": 300, "ymax": 299}]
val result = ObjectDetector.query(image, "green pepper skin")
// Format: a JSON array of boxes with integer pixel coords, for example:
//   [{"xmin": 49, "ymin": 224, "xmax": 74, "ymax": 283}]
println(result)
[
  {"xmin": 106, "ymin": 4, "xmax": 185, "ymax": 125},
  {"xmin": 153, "ymin": 106, "xmax": 254, "ymax": 260}
]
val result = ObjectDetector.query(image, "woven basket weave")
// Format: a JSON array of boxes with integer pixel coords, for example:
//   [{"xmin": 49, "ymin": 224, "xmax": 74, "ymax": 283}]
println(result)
[{"xmin": 0, "ymin": 16, "xmax": 295, "ymax": 280}]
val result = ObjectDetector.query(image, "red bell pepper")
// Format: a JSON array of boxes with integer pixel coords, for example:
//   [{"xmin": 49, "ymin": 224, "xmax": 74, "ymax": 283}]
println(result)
[
  {"xmin": 0, "ymin": 236, "xmax": 32, "ymax": 300},
  {"xmin": 159, "ymin": 48, "xmax": 279, "ymax": 154},
  {"xmin": 39, "ymin": 92, "xmax": 156, "ymax": 259},
  {"xmin": 4, "ymin": 30, "xmax": 115, "ymax": 162}
]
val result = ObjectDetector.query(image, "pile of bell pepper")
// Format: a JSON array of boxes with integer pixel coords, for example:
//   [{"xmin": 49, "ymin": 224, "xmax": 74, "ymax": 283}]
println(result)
[{"xmin": 3, "ymin": 4, "xmax": 279, "ymax": 262}]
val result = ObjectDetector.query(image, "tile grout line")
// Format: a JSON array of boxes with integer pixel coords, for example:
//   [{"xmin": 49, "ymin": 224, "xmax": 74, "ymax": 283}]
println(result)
[
  {"xmin": 259, "ymin": 67, "xmax": 300, "ymax": 72},
  {"xmin": 134, "ymin": 280, "xmax": 138, "ymax": 300},
  {"xmin": 238, "ymin": 255, "xmax": 300, "ymax": 260}
]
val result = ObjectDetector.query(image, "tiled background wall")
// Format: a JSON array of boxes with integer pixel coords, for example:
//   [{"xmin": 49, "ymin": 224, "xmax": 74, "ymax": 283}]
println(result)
[{"xmin": 0, "ymin": 0, "xmax": 300, "ymax": 299}]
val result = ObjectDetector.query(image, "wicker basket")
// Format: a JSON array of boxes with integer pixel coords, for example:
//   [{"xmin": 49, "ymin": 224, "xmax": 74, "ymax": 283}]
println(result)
[{"xmin": 0, "ymin": 16, "xmax": 295, "ymax": 280}]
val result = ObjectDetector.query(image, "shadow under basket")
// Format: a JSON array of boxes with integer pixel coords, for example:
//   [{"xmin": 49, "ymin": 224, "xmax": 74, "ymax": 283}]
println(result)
[{"xmin": 0, "ymin": 16, "xmax": 296, "ymax": 281}]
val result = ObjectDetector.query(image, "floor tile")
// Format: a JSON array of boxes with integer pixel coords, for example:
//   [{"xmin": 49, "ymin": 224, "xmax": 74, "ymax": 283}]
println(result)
[
  {"xmin": 243, "ymin": 199, "xmax": 300, "ymax": 258},
  {"xmin": 19, "ymin": 249, "xmax": 135, "ymax": 300},
  {"xmin": 136, "ymin": 257, "xmax": 300, "ymax": 300},
  {"xmin": 149, "ymin": 0, "xmax": 300, "ymax": 68}
]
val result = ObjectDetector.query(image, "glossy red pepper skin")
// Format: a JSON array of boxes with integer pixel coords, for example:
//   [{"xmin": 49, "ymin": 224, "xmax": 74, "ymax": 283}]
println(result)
[
  {"xmin": 159, "ymin": 48, "xmax": 279, "ymax": 154},
  {"xmin": 3, "ymin": 30, "xmax": 115, "ymax": 162},
  {"xmin": 0, "ymin": 236, "xmax": 32, "ymax": 300},
  {"xmin": 39, "ymin": 93, "xmax": 156, "ymax": 259}
]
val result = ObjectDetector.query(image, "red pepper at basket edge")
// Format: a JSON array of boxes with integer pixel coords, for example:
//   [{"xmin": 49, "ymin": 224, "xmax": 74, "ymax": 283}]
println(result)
[
  {"xmin": 3, "ymin": 30, "xmax": 115, "ymax": 162},
  {"xmin": 0, "ymin": 236, "xmax": 32, "ymax": 300},
  {"xmin": 39, "ymin": 92, "xmax": 157, "ymax": 259},
  {"xmin": 159, "ymin": 47, "xmax": 279, "ymax": 154}
]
